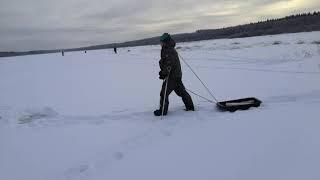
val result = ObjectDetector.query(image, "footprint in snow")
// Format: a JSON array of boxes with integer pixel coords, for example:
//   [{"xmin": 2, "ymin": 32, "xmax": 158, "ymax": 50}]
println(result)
[
  {"xmin": 18, "ymin": 107, "xmax": 59, "ymax": 124},
  {"xmin": 113, "ymin": 151, "xmax": 124, "ymax": 160},
  {"xmin": 64, "ymin": 164, "xmax": 90, "ymax": 179},
  {"xmin": 161, "ymin": 130, "xmax": 172, "ymax": 137}
]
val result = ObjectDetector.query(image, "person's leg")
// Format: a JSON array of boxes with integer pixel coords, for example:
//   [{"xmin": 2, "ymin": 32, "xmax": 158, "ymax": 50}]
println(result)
[
  {"xmin": 155, "ymin": 78, "xmax": 175, "ymax": 115},
  {"xmin": 174, "ymin": 79, "xmax": 194, "ymax": 111}
]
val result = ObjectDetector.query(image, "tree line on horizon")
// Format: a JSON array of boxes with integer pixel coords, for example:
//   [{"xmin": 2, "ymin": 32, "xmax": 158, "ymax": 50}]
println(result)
[
  {"xmin": 99, "ymin": 11, "xmax": 320, "ymax": 48},
  {"xmin": 194, "ymin": 11, "xmax": 320, "ymax": 39},
  {"xmin": 1, "ymin": 11, "xmax": 320, "ymax": 57}
]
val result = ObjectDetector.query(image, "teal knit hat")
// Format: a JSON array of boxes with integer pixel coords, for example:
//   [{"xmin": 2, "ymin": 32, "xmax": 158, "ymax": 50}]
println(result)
[{"xmin": 160, "ymin": 33, "xmax": 171, "ymax": 42}]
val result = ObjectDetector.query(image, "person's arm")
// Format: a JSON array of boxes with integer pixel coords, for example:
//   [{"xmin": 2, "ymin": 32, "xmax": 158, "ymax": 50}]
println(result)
[{"xmin": 159, "ymin": 49, "xmax": 176, "ymax": 77}]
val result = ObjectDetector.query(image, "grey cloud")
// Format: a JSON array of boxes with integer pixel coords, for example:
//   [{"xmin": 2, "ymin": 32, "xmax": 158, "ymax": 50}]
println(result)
[{"xmin": 1, "ymin": 0, "xmax": 319, "ymax": 51}]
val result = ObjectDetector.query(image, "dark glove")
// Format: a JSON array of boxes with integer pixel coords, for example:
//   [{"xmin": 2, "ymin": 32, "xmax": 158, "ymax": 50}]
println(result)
[{"xmin": 159, "ymin": 71, "xmax": 166, "ymax": 80}]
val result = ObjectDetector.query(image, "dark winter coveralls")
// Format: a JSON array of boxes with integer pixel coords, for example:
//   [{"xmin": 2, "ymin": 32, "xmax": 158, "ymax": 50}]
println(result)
[{"xmin": 155, "ymin": 37, "xmax": 194, "ymax": 116}]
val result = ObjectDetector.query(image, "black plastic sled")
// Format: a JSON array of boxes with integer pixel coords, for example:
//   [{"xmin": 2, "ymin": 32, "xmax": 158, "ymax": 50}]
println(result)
[{"xmin": 216, "ymin": 97, "xmax": 262, "ymax": 112}]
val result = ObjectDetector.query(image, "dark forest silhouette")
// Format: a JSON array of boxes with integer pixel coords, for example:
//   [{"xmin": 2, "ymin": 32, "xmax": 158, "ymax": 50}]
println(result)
[{"xmin": 1, "ymin": 12, "xmax": 320, "ymax": 57}]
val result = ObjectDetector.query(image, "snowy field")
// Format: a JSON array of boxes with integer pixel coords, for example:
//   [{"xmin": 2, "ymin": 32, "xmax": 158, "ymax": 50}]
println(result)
[{"xmin": 1, "ymin": 31, "xmax": 320, "ymax": 180}]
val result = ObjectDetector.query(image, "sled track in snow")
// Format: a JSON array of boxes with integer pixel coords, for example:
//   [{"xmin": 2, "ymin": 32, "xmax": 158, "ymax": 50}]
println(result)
[{"xmin": 193, "ymin": 65, "xmax": 320, "ymax": 74}]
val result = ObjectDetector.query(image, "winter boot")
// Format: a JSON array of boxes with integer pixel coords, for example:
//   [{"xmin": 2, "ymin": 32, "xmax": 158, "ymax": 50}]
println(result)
[
  {"xmin": 154, "ymin": 109, "xmax": 167, "ymax": 116},
  {"xmin": 185, "ymin": 106, "xmax": 195, "ymax": 111}
]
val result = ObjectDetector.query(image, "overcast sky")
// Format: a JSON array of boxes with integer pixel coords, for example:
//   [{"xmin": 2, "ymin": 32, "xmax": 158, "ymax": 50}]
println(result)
[{"xmin": 1, "ymin": 0, "xmax": 319, "ymax": 51}]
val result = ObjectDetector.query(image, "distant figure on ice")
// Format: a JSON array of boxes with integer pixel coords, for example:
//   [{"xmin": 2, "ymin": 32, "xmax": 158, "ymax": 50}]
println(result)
[
  {"xmin": 113, "ymin": 46, "xmax": 117, "ymax": 54},
  {"xmin": 61, "ymin": 51, "xmax": 64, "ymax": 56},
  {"xmin": 154, "ymin": 33, "xmax": 194, "ymax": 116},
  {"xmin": 85, "ymin": 50, "xmax": 87, "ymax": 53}
]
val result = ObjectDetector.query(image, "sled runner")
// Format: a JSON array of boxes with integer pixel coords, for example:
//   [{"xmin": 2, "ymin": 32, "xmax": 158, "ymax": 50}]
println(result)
[{"xmin": 216, "ymin": 97, "xmax": 262, "ymax": 112}]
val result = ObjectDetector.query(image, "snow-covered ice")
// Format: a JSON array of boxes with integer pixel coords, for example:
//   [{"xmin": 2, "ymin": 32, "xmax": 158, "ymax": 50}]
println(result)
[{"xmin": 0, "ymin": 31, "xmax": 320, "ymax": 180}]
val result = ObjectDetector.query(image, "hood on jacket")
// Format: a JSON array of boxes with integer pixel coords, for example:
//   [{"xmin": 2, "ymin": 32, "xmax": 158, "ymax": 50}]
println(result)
[{"xmin": 163, "ymin": 39, "xmax": 176, "ymax": 49}]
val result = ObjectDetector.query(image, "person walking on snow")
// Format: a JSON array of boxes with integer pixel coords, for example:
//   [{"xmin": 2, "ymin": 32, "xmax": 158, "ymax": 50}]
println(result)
[
  {"xmin": 114, "ymin": 46, "xmax": 117, "ymax": 54},
  {"xmin": 154, "ymin": 33, "xmax": 194, "ymax": 116}
]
